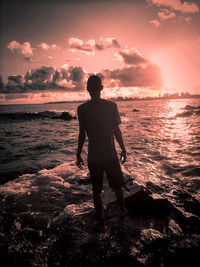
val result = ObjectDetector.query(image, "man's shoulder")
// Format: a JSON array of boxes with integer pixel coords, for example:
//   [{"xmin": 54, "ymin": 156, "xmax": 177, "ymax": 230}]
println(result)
[
  {"xmin": 78, "ymin": 101, "xmax": 91, "ymax": 112},
  {"xmin": 100, "ymin": 99, "xmax": 117, "ymax": 107}
]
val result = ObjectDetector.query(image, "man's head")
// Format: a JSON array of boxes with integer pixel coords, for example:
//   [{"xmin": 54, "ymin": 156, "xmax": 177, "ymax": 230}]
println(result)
[{"xmin": 87, "ymin": 75, "xmax": 103, "ymax": 96}]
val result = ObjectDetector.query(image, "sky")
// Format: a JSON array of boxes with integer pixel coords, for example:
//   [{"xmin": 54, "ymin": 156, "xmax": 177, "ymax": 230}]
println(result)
[{"xmin": 0, "ymin": 0, "xmax": 200, "ymax": 104}]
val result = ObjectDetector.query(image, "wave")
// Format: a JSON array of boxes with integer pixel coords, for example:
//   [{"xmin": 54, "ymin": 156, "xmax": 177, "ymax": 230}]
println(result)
[
  {"xmin": 184, "ymin": 105, "xmax": 200, "ymax": 110},
  {"xmin": 175, "ymin": 105, "xmax": 200, "ymax": 118},
  {"xmin": 162, "ymin": 163, "xmax": 200, "ymax": 177},
  {"xmin": 0, "ymin": 110, "xmax": 77, "ymax": 122}
]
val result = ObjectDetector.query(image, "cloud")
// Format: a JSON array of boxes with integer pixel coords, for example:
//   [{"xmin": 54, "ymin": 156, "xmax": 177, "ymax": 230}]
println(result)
[
  {"xmin": 185, "ymin": 16, "xmax": 192, "ymax": 23},
  {"xmin": 68, "ymin": 37, "xmax": 120, "ymax": 54},
  {"xmin": 5, "ymin": 75, "xmax": 25, "ymax": 93},
  {"xmin": 2, "ymin": 45, "xmax": 161, "ymax": 97},
  {"xmin": 7, "ymin": 41, "xmax": 34, "ymax": 57},
  {"xmin": 2, "ymin": 65, "xmax": 87, "ymax": 93},
  {"xmin": 150, "ymin": 19, "xmax": 161, "ymax": 27},
  {"xmin": 148, "ymin": 0, "xmax": 199, "ymax": 26},
  {"xmin": 158, "ymin": 8, "xmax": 176, "ymax": 20},
  {"xmin": 102, "ymin": 47, "xmax": 162, "ymax": 89},
  {"xmin": 69, "ymin": 38, "xmax": 94, "ymax": 55},
  {"xmin": 114, "ymin": 48, "xmax": 148, "ymax": 65},
  {"xmin": 25, "ymin": 66, "xmax": 56, "ymax": 89},
  {"xmin": 95, "ymin": 37, "xmax": 120, "ymax": 50},
  {"xmin": 148, "ymin": 0, "xmax": 199, "ymax": 13},
  {"xmin": 101, "ymin": 64, "xmax": 162, "ymax": 89},
  {"xmin": 38, "ymin": 42, "xmax": 60, "ymax": 50}
]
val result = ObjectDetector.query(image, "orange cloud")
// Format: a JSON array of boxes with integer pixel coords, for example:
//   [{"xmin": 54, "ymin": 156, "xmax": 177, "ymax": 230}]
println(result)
[
  {"xmin": 38, "ymin": 42, "xmax": 60, "ymax": 50},
  {"xmin": 148, "ymin": 0, "xmax": 199, "ymax": 13},
  {"xmin": 158, "ymin": 8, "xmax": 176, "ymax": 20},
  {"xmin": 101, "ymin": 64, "xmax": 162, "ymax": 89},
  {"xmin": 7, "ymin": 40, "xmax": 34, "ymax": 57},
  {"xmin": 68, "ymin": 37, "xmax": 120, "ymax": 55},
  {"xmin": 150, "ymin": 19, "xmax": 161, "ymax": 27}
]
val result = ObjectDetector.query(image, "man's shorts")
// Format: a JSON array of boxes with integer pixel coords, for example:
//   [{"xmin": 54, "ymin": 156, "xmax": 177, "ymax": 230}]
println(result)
[{"xmin": 88, "ymin": 160, "xmax": 124, "ymax": 193}]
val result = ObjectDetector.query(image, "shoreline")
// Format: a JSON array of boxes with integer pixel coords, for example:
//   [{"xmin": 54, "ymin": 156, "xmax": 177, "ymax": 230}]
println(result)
[{"xmin": 0, "ymin": 94, "xmax": 200, "ymax": 106}]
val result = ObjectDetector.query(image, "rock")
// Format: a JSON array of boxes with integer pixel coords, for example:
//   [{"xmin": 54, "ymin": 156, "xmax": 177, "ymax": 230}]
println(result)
[
  {"xmin": 184, "ymin": 198, "xmax": 200, "ymax": 217},
  {"xmin": 60, "ymin": 112, "xmax": 77, "ymax": 120},
  {"xmin": 125, "ymin": 189, "xmax": 173, "ymax": 217},
  {"xmin": 132, "ymin": 109, "xmax": 140, "ymax": 112},
  {"xmin": 19, "ymin": 228, "xmax": 41, "ymax": 243}
]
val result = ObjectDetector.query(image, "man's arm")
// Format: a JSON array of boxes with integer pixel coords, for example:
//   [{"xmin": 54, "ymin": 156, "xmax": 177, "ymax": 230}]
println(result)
[
  {"xmin": 114, "ymin": 124, "xmax": 127, "ymax": 164},
  {"xmin": 76, "ymin": 107, "xmax": 86, "ymax": 168}
]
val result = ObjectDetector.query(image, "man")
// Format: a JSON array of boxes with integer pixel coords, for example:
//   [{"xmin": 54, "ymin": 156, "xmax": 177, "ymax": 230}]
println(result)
[{"xmin": 76, "ymin": 75, "xmax": 127, "ymax": 224}]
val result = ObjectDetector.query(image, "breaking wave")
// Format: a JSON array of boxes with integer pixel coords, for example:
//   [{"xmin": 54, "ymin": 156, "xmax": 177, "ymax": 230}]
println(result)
[{"xmin": 175, "ymin": 105, "xmax": 200, "ymax": 118}]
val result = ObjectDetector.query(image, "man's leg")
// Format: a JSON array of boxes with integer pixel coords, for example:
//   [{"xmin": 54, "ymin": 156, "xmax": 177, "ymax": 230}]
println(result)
[
  {"xmin": 93, "ymin": 191, "xmax": 103, "ymax": 222},
  {"xmin": 114, "ymin": 186, "xmax": 125, "ymax": 213},
  {"xmin": 105, "ymin": 161, "xmax": 126, "ymax": 215},
  {"xmin": 88, "ymin": 162, "xmax": 104, "ymax": 223}
]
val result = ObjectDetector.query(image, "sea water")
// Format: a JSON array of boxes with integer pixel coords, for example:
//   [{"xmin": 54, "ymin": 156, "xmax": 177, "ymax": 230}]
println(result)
[{"xmin": 0, "ymin": 98, "xmax": 200, "ymax": 228}]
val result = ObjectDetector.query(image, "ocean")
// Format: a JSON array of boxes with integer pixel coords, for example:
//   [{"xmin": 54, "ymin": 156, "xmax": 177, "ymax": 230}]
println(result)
[{"xmin": 0, "ymin": 98, "xmax": 200, "ymax": 266}]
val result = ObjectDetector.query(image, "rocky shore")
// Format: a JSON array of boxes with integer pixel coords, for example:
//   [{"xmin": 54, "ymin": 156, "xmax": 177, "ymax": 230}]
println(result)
[{"xmin": 0, "ymin": 168, "xmax": 200, "ymax": 267}]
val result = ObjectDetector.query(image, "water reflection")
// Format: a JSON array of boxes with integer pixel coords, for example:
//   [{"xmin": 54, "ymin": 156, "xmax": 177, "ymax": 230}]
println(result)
[{"xmin": 123, "ymin": 99, "xmax": 200, "ymax": 192}]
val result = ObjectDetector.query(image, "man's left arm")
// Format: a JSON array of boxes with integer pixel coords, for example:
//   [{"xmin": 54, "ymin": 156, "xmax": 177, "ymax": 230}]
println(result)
[
  {"xmin": 113, "ymin": 103, "xmax": 127, "ymax": 164},
  {"xmin": 114, "ymin": 125, "xmax": 126, "ymax": 164}
]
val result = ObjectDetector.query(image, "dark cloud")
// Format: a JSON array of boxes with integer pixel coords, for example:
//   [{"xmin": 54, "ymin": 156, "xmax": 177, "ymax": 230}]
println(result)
[
  {"xmin": 69, "ymin": 66, "xmax": 85, "ymax": 82},
  {"xmin": 5, "ymin": 75, "xmax": 25, "ymax": 93},
  {"xmin": 2, "ymin": 65, "xmax": 86, "ymax": 93},
  {"xmin": 102, "ymin": 63, "xmax": 162, "ymax": 89},
  {"xmin": 116, "ymin": 48, "xmax": 148, "ymax": 65},
  {"xmin": 25, "ymin": 66, "xmax": 55, "ymax": 86}
]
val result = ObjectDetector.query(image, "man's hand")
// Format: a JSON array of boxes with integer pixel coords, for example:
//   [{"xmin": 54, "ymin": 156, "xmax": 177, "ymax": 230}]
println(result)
[
  {"xmin": 120, "ymin": 150, "xmax": 126, "ymax": 164},
  {"xmin": 76, "ymin": 154, "xmax": 84, "ymax": 168}
]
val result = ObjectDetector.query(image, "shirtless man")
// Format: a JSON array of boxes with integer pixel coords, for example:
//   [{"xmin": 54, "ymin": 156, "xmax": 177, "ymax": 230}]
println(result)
[{"xmin": 76, "ymin": 75, "xmax": 127, "ymax": 224}]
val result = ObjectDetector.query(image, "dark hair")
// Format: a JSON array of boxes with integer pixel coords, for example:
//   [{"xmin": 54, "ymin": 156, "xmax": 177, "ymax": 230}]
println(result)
[{"xmin": 87, "ymin": 75, "xmax": 102, "ymax": 90}]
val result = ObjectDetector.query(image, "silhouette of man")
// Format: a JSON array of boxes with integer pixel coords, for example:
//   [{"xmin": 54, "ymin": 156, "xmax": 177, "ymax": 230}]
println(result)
[{"xmin": 76, "ymin": 75, "xmax": 127, "ymax": 224}]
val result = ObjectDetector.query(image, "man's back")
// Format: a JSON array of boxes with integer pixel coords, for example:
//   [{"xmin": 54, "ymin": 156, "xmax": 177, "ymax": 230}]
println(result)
[{"xmin": 78, "ymin": 99, "xmax": 121, "ymax": 162}]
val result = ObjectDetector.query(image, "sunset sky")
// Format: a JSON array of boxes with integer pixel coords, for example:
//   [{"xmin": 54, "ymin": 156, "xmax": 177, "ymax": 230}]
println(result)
[{"xmin": 0, "ymin": 0, "xmax": 200, "ymax": 104}]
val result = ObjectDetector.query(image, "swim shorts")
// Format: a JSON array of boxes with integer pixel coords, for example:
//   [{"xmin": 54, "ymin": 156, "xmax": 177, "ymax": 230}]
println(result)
[{"xmin": 88, "ymin": 160, "xmax": 124, "ymax": 193}]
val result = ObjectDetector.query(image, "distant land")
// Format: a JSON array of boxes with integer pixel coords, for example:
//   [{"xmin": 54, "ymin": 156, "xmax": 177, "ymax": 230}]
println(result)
[{"xmin": 46, "ymin": 93, "xmax": 200, "ymax": 104}]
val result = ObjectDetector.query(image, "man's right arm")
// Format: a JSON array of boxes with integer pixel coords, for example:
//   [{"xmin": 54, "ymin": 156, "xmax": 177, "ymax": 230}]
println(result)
[{"xmin": 76, "ymin": 106, "xmax": 86, "ymax": 168}]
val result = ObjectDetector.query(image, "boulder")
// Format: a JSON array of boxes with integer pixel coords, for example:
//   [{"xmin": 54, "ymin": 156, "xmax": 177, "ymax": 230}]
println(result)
[
  {"xmin": 125, "ymin": 189, "xmax": 173, "ymax": 217},
  {"xmin": 60, "ymin": 112, "xmax": 77, "ymax": 120}
]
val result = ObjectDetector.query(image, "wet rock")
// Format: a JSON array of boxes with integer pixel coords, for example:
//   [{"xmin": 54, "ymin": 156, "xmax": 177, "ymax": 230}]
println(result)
[
  {"xmin": 173, "ymin": 189, "xmax": 191, "ymax": 199},
  {"xmin": 140, "ymin": 228, "xmax": 163, "ymax": 242},
  {"xmin": 170, "ymin": 207, "xmax": 200, "ymax": 234},
  {"xmin": 60, "ymin": 112, "xmax": 77, "ymax": 120},
  {"xmin": 19, "ymin": 228, "xmax": 41, "ymax": 243},
  {"xmin": 19, "ymin": 212, "xmax": 51, "ymax": 229},
  {"xmin": 125, "ymin": 189, "xmax": 173, "ymax": 217},
  {"xmin": 184, "ymin": 198, "xmax": 200, "ymax": 217},
  {"xmin": 132, "ymin": 109, "xmax": 140, "ymax": 112}
]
